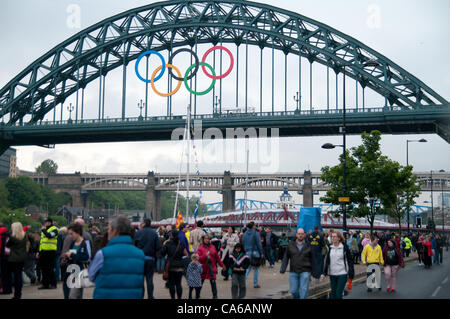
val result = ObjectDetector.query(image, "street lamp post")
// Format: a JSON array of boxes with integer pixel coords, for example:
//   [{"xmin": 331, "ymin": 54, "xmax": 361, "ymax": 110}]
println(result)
[
  {"xmin": 321, "ymin": 142, "xmax": 347, "ymax": 231},
  {"xmin": 439, "ymin": 169, "xmax": 445, "ymax": 231},
  {"xmin": 406, "ymin": 138, "xmax": 427, "ymax": 234},
  {"xmin": 342, "ymin": 69, "xmax": 347, "ymax": 233},
  {"xmin": 431, "ymin": 170, "xmax": 435, "ymax": 230}
]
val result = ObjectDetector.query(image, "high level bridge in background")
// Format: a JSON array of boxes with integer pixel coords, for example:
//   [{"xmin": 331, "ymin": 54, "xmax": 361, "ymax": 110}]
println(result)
[
  {"xmin": 28, "ymin": 170, "xmax": 450, "ymax": 221},
  {"xmin": 0, "ymin": 0, "xmax": 449, "ymax": 155}
]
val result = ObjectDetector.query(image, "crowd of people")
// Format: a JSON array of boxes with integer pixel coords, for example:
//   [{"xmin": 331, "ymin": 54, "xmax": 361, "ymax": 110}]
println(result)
[{"xmin": 0, "ymin": 217, "xmax": 448, "ymax": 300}]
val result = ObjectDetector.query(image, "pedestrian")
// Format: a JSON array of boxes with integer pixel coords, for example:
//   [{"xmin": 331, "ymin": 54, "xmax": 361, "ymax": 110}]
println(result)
[
  {"xmin": 307, "ymin": 225, "xmax": 325, "ymax": 278},
  {"xmin": 156, "ymin": 227, "xmax": 167, "ymax": 274},
  {"xmin": 0, "ymin": 223, "xmax": 12, "ymax": 295},
  {"xmin": 321, "ymin": 231, "xmax": 354, "ymax": 299},
  {"xmin": 55, "ymin": 226, "xmax": 68, "ymax": 284},
  {"xmin": 264, "ymin": 227, "xmax": 278, "ymax": 268},
  {"xmin": 5, "ymin": 222, "xmax": 29, "ymax": 299},
  {"xmin": 221, "ymin": 226, "xmax": 239, "ymax": 280},
  {"xmin": 280, "ymin": 228, "xmax": 319, "ymax": 299},
  {"xmin": 61, "ymin": 223, "xmax": 91, "ymax": 299},
  {"xmin": 134, "ymin": 218, "xmax": 161, "ymax": 299},
  {"xmin": 88, "ymin": 216, "xmax": 145, "ymax": 299},
  {"xmin": 351, "ymin": 233, "xmax": 360, "ymax": 264},
  {"xmin": 189, "ymin": 220, "xmax": 206, "ymax": 253},
  {"xmin": 186, "ymin": 226, "xmax": 193, "ymax": 254},
  {"xmin": 197, "ymin": 234, "xmax": 226, "ymax": 299},
  {"xmin": 430, "ymin": 233, "xmax": 437, "ymax": 264},
  {"xmin": 378, "ymin": 232, "xmax": 386, "ymax": 249},
  {"xmin": 227, "ymin": 243, "xmax": 250, "ymax": 299},
  {"xmin": 259, "ymin": 226, "xmax": 267, "ymax": 267},
  {"xmin": 209, "ymin": 232, "xmax": 222, "ymax": 253},
  {"xmin": 186, "ymin": 253, "xmax": 203, "ymax": 299},
  {"xmin": 382, "ymin": 238, "xmax": 404, "ymax": 293},
  {"xmin": 32, "ymin": 233, "xmax": 42, "ymax": 285},
  {"xmin": 160, "ymin": 229, "xmax": 189, "ymax": 299},
  {"xmin": 60, "ymin": 218, "xmax": 92, "ymax": 299},
  {"xmin": 402, "ymin": 234, "xmax": 412, "ymax": 258},
  {"xmin": 242, "ymin": 222, "xmax": 264, "ymax": 288},
  {"xmin": 38, "ymin": 218, "xmax": 59, "ymax": 290},
  {"xmin": 417, "ymin": 235, "xmax": 424, "ymax": 265},
  {"xmin": 421, "ymin": 235, "xmax": 433, "ymax": 269},
  {"xmin": 361, "ymin": 234, "xmax": 384, "ymax": 292},
  {"xmin": 22, "ymin": 227, "xmax": 37, "ymax": 285},
  {"xmin": 277, "ymin": 234, "xmax": 289, "ymax": 262},
  {"xmin": 435, "ymin": 234, "xmax": 443, "ymax": 265},
  {"xmin": 411, "ymin": 233, "xmax": 418, "ymax": 253},
  {"xmin": 361, "ymin": 233, "xmax": 371, "ymax": 248},
  {"xmin": 178, "ymin": 223, "xmax": 190, "ymax": 255},
  {"xmin": 357, "ymin": 232, "xmax": 363, "ymax": 263},
  {"xmin": 164, "ymin": 225, "xmax": 173, "ymax": 241}
]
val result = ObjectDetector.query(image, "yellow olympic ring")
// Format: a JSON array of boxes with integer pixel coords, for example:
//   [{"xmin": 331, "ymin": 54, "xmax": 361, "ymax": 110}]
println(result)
[{"xmin": 150, "ymin": 64, "xmax": 182, "ymax": 97}]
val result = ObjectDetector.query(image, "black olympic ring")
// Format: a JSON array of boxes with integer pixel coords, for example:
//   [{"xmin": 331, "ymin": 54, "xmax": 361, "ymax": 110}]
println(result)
[{"xmin": 168, "ymin": 48, "xmax": 199, "ymax": 81}]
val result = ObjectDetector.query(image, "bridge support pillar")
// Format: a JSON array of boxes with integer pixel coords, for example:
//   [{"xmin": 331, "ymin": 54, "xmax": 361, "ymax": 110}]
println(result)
[
  {"xmin": 302, "ymin": 170, "xmax": 313, "ymax": 207},
  {"xmin": 222, "ymin": 171, "xmax": 235, "ymax": 212},
  {"xmin": 146, "ymin": 171, "xmax": 161, "ymax": 221}
]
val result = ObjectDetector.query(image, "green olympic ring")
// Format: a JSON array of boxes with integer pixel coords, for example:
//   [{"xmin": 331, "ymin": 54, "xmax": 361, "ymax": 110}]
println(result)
[{"xmin": 184, "ymin": 62, "xmax": 216, "ymax": 96}]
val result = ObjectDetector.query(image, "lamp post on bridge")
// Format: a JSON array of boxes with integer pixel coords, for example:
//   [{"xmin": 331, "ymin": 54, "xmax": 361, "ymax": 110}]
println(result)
[
  {"xmin": 214, "ymin": 96, "xmax": 221, "ymax": 115},
  {"xmin": 138, "ymin": 100, "xmax": 145, "ymax": 120},
  {"xmin": 67, "ymin": 103, "xmax": 74, "ymax": 123},
  {"xmin": 293, "ymin": 92, "xmax": 300, "ymax": 114}
]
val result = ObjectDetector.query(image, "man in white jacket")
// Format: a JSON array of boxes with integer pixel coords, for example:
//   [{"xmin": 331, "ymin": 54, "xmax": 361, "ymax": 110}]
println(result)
[
  {"xmin": 189, "ymin": 220, "xmax": 206, "ymax": 253},
  {"xmin": 221, "ymin": 226, "xmax": 240, "ymax": 280}
]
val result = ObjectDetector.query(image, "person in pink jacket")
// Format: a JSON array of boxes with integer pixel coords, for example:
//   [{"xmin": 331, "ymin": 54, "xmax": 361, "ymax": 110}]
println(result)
[
  {"xmin": 361, "ymin": 233, "xmax": 371, "ymax": 248},
  {"xmin": 197, "ymin": 235, "xmax": 226, "ymax": 299}
]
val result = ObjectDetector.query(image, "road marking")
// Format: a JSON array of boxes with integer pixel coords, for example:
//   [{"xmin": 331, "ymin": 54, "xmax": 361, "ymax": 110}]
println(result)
[
  {"xmin": 432, "ymin": 286, "xmax": 441, "ymax": 297},
  {"xmin": 442, "ymin": 277, "xmax": 448, "ymax": 285}
]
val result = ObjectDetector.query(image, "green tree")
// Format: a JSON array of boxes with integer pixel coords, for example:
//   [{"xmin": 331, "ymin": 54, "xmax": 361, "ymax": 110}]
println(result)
[
  {"xmin": 0, "ymin": 179, "xmax": 9, "ymax": 209},
  {"xmin": 0, "ymin": 207, "xmax": 39, "ymax": 230},
  {"xmin": 387, "ymin": 165, "xmax": 421, "ymax": 236},
  {"xmin": 320, "ymin": 130, "xmax": 417, "ymax": 235},
  {"xmin": 35, "ymin": 159, "xmax": 58, "ymax": 175},
  {"xmin": 5, "ymin": 176, "xmax": 43, "ymax": 209},
  {"xmin": 48, "ymin": 215, "xmax": 69, "ymax": 227}
]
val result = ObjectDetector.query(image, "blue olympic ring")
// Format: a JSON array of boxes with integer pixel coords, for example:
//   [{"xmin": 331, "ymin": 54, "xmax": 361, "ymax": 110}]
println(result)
[{"xmin": 135, "ymin": 50, "xmax": 166, "ymax": 83}]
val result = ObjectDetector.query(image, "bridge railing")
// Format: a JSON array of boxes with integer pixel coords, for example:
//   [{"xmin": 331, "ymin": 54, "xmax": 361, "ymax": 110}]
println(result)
[{"xmin": 6, "ymin": 104, "xmax": 449, "ymax": 127}]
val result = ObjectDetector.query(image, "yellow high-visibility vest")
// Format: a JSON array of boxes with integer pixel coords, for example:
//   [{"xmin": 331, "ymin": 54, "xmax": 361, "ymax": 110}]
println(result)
[{"xmin": 39, "ymin": 226, "xmax": 59, "ymax": 251}]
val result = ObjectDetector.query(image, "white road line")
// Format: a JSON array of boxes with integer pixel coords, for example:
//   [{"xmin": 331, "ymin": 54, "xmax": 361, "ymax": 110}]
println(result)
[
  {"xmin": 432, "ymin": 286, "xmax": 441, "ymax": 297},
  {"xmin": 443, "ymin": 277, "xmax": 449, "ymax": 285}
]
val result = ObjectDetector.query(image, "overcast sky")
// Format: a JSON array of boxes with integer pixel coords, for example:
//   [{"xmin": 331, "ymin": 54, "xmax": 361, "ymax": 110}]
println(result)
[{"xmin": 0, "ymin": 0, "xmax": 449, "ymax": 206}]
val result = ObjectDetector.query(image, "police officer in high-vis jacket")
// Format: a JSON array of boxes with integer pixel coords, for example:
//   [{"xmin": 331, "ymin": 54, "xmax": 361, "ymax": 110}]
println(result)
[{"xmin": 38, "ymin": 218, "xmax": 59, "ymax": 289}]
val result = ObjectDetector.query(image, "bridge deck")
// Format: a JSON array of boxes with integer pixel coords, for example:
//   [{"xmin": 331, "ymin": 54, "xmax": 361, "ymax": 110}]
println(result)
[{"xmin": 1, "ymin": 106, "xmax": 449, "ymax": 148}]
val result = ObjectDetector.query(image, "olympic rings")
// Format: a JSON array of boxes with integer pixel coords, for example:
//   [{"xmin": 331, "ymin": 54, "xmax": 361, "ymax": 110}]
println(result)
[
  {"xmin": 184, "ymin": 62, "xmax": 216, "ymax": 96},
  {"xmin": 201, "ymin": 46, "xmax": 234, "ymax": 80},
  {"xmin": 168, "ymin": 48, "xmax": 199, "ymax": 81},
  {"xmin": 134, "ymin": 46, "xmax": 234, "ymax": 97},
  {"xmin": 151, "ymin": 64, "xmax": 182, "ymax": 97},
  {"xmin": 135, "ymin": 50, "xmax": 166, "ymax": 83}
]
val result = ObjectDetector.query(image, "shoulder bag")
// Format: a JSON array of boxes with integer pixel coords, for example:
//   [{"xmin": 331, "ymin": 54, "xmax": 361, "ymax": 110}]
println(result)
[{"xmin": 163, "ymin": 242, "xmax": 180, "ymax": 281}]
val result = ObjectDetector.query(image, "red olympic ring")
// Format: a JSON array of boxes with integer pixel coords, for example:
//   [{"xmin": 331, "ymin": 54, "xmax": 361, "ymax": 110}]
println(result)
[{"xmin": 201, "ymin": 46, "xmax": 234, "ymax": 80}]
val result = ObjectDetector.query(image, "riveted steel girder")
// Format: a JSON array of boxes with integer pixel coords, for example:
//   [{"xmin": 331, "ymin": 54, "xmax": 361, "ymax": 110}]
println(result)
[{"xmin": 0, "ymin": 0, "xmax": 447, "ymax": 126}]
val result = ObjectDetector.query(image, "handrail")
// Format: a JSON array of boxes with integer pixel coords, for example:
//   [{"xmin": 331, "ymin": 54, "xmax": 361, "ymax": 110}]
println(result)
[{"xmin": 4, "ymin": 104, "xmax": 449, "ymax": 128}]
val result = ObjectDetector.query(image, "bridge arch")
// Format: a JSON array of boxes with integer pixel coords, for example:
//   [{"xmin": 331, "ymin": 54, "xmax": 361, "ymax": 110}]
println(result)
[{"xmin": 0, "ymin": 0, "xmax": 447, "ymax": 127}]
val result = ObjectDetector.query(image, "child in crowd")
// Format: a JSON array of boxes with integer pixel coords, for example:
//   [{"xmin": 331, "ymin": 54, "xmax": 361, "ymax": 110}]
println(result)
[
  {"xmin": 227, "ymin": 243, "xmax": 250, "ymax": 299},
  {"xmin": 186, "ymin": 253, "xmax": 203, "ymax": 299}
]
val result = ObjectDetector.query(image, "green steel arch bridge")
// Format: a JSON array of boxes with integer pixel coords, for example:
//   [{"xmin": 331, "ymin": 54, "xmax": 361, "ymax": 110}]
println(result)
[{"xmin": 1, "ymin": 0, "xmax": 449, "ymax": 155}]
